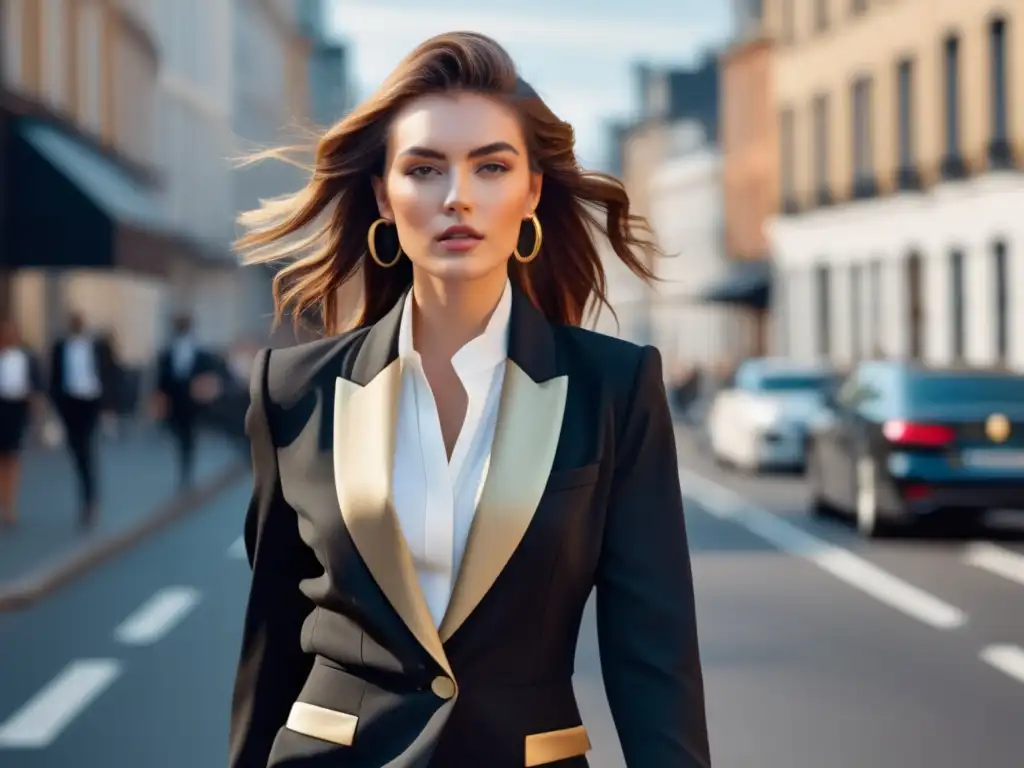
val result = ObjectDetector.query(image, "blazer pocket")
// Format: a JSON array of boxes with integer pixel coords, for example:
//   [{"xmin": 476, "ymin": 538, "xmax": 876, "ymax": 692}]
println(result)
[
  {"xmin": 285, "ymin": 701, "xmax": 358, "ymax": 747},
  {"xmin": 545, "ymin": 462, "xmax": 601, "ymax": 493},
  {"xmin": 524, "ymin": 725, "xmax": 591, "ymax": 766}
]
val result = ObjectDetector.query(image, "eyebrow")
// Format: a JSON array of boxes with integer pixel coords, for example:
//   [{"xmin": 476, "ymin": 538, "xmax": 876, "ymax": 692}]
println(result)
[{"xmin": 400, "ymin": 142, "xmax": 521, "ymax": 160}]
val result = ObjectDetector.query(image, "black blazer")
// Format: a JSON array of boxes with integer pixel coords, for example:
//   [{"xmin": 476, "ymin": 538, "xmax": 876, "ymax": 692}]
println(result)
[
  {"xmin": 48, "ymin": 336, "xmax": 116, "ymax": 405},
  {"xmin": 230, "ymin": 287, "xmax": 710, "ymax": 768},
  {"xmin": 155, "ymin": 343, "xmax": 220, "ymax": 420}
]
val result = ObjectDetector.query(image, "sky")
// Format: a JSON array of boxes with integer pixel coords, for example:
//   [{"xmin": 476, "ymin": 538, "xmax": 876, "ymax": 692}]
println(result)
[{"xmin": 328, "ymin": 0, "xmax": 733, "ymax": 168}]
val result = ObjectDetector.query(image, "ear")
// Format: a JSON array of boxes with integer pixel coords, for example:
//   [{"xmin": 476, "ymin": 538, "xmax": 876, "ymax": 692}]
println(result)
[
  {"xmin": 526, "ymin": 171, "xmax": 543, "ymax": 217},
  {"xmin": 371, "ymin": 176, "xmax": 394, "ymax": 220}
]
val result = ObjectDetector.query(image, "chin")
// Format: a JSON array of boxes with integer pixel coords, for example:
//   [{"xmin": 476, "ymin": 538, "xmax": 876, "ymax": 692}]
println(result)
[{"xmin": 415, "ymin": 253, "xmax": 506, "ymax": 283}]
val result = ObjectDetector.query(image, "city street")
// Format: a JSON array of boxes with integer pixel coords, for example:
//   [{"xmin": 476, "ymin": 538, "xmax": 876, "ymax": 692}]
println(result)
[{"xmin": 1, "ymin": 428, "xmax": 1023, "ymax": 767}]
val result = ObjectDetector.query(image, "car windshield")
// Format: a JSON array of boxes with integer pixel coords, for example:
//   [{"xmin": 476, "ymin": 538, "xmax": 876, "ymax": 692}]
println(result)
[
  {"xmin": 908, "ymin": 372, "xmax": 1024, "ymax": 404},
  {"xmin": 757, "ymin": 374, "xmax": 834, "ymax": 393}
]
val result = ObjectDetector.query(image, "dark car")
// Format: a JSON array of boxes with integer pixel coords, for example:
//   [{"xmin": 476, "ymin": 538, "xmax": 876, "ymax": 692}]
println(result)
[{"xmin": 805, "ymin": 361, "xmax": 1024, "ymax": 537}]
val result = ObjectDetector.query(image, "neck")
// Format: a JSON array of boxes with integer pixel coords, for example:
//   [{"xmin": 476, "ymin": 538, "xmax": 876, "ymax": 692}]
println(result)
[{"xmin": 410, "ymin": 268, "xmax": 507, "ymax": 361}]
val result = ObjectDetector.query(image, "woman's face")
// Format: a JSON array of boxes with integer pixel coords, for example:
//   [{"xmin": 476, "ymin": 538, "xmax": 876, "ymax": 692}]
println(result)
[{"xmin": 374, "ymin": 92, "xmax": 542, "ymax": 283}]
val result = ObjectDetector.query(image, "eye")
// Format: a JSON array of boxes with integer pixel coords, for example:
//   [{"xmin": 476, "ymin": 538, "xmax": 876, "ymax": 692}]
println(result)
[
  {"xmin": 479, "ymin": 162, "xmax": 509, "ymax": 174},
  {"xmin": 407, "ymin": 165, "xmax": 440, "ymax": 177}
]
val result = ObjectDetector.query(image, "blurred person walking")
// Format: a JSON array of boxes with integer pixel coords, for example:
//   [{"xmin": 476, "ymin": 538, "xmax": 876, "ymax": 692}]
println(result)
[
  {"xmin": 152, "ymin": 314, "xmax": 220, "ymax": 489},
  {"xmin": 48, "ymin": 313, "xmax": 116, "ymax": 529},
  {"xmin": 0, "ymin": 318, "xmax": 44, "ymax": 529}
]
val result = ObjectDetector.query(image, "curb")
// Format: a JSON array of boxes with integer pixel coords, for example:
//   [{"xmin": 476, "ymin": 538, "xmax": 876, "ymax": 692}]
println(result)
[{"xmin": 0, "ymin": 462, "xmax": 249, "ymax": 612}]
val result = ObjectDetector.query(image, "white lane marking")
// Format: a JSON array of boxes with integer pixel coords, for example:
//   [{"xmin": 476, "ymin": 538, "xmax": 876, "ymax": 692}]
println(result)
[
  {"xmin": 980, "ymin": 644, "xmax": 1024, "ymax": 685},
  {"xmin": 0, "ymin": 659, "xmax": 121, "ymax": 748},
  {"xmin": 227, "ymin": 535, "xmax": 246, "ymax": 560},
  {"xmin": 113, "ymin": 587, "xmax": 201, "ymax": 646},
  {"xmin": 680, "ymin": 469, "xmax": 968, "ymax": 631},
  {"xmin": 964, "ymin": 542, "xmax": 1024, "ymax": 588}
]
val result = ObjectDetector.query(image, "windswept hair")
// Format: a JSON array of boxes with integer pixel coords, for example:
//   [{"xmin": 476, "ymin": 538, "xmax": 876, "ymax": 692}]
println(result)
[{"xmin": 235, "ymin": 31, "xmax": 658, "ymax": 335}]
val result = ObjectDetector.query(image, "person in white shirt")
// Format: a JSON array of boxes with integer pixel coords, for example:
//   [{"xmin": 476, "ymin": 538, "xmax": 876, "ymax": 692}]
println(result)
[
  {"xmin": 0, "ymin": 319, "xmax": 43, "ymax": 528},
  {"xmin": 227, "ymin": 32, "xmax": 709, "ymax": 768},
  {"xmin": 48, "ymin": 313, "xmax": 115, "ymax": 529}
]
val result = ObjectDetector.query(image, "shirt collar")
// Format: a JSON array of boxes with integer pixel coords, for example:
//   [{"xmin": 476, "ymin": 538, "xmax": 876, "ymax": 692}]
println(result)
[{"xmin": 397, "ymin": 278, "xmax": 512, "ymax": 378}]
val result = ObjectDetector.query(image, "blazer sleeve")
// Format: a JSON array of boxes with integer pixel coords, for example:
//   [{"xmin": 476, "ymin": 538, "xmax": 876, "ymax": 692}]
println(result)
[
  {"xmin": 595, "ymin": 346, "xmax": 711, "ymax": 767},
  {"xmin": 228, "ymin": 348, "xmax": 318, "ymax": 768}
]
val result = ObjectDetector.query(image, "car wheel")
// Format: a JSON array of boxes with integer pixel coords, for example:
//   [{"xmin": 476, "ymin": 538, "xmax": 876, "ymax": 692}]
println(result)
[{"xmin": 855, "ymin": 456, "xmax": 886, "ymax": 537}]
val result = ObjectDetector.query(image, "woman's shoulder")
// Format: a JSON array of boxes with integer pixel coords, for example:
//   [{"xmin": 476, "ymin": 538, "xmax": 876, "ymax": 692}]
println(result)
[
  {"xmin": 255, "ymin": 327, "xmax": 370, "ymax": 406},
  {"xmin": 554, "ymin": 325, "xmax": 658, "ymax": 396}
]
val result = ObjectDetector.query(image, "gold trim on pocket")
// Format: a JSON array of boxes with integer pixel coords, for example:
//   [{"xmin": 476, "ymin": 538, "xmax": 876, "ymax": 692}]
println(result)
[
  {"xmin": 285, "ymin": 701, "xmax": 358, "ymax": 747},
  {"xmin": 524, "ymin": 725, "xmax": 591, "ymax": 766}
]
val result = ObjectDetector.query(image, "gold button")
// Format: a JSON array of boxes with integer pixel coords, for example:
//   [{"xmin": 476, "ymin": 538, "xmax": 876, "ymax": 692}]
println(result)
[{"xmin": 430, "ymin": 676, "xmax": 456, "ymax": 700}]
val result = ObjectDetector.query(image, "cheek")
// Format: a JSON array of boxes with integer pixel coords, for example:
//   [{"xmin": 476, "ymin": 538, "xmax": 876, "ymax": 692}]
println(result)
[{"xmin": 386, "ymin": 176, "xmax": 436, "ymax": 229}]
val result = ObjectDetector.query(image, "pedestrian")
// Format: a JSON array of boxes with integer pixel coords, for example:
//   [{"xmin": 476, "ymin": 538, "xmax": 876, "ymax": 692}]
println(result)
[
  {"xmin": 151, "ymin": 314, "xmax": 219, "ymax": 489},
  {"xmin": 48, "ymin": 312, "xmax": 116, "ymax": 529},
  {"xmin": 0, "ymin": 318, "xmax": 44, "ymax": 529},
  {"xmin": 227, "ymin": 32, "xmax": 710, "ymax": 768}
]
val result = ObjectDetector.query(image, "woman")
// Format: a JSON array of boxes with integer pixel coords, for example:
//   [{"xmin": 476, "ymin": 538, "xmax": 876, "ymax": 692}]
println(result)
[
  {"xmin": 230, "ymin": 32, "xmax": 710, "ymax": 768},
  {"xmin": 0, "ymin": 319, "xmax": 43, "ymax": 528}
]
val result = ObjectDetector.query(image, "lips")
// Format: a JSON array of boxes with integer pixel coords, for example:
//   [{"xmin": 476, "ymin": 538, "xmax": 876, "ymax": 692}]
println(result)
[{"xmin": 437, "ymin": 225, "xmax": 483, "ymax": 241}]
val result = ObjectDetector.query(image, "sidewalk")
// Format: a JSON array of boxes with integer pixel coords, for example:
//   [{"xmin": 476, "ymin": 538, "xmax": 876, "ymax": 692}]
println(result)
[{"xmin": 0, "ymin": 425, "xmax": 249, "ymax": 609}]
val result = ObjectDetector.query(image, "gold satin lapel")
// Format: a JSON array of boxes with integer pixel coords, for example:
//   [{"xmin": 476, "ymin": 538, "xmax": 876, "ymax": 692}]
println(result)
[
  {"xmin": 334, "ymin": 365, "xmax": 452, "ymax": 677},
  {"xmin": 440, "ymin": 362, "xmax": 568, "ymax": 642}
]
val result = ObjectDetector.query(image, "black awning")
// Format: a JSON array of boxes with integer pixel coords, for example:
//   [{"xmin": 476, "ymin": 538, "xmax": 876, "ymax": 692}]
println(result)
[
  {"xmin": 7, "ymin": 119, "xmax": 178, "ymax": 273},
  {"xmin": 700, "ymin": 258, "xmax": 772, "ymax": 309}
]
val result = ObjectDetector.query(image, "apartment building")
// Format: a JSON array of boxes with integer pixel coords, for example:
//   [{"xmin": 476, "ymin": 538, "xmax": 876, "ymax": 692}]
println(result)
[
  {"xmin": 0, "ymin": 0, "xmax": 195, "ymax": 362},
  {"xmin": 712, "ymin": 8, "xmax": 778, "ymax": 357},
  {"xmin": 765, "ymin": 0, "xmax": 1024, "ymax": 370}
]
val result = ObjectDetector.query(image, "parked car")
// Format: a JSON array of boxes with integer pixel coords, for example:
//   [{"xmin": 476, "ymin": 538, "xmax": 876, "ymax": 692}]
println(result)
[
  {"xmin": 806, "ymin": 361, "xmax": 1024, "ymax": 537},
  {"xmin": 706, "ymin": 358, "xmax": 838, "ymax": 473}
]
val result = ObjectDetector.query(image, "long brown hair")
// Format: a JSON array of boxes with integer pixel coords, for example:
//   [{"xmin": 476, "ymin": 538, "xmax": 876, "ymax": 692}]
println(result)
[{"xmin": 235, "ymin": 31, "xmax": 658, "ymax": 336}]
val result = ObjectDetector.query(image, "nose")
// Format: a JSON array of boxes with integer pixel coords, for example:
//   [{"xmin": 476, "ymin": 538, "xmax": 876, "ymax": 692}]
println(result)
[{"xmin": 443, "ymin": 166, "xmax": 473, "ymax": 214}]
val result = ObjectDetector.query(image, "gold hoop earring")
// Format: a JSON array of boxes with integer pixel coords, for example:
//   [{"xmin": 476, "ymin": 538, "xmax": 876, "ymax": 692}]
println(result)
[
  {"xmin": 367, "ymin": 218, "xmax": 403, "ymax": 268},
  {"xmin": 513, "ymin": 213, "xmax": 542, "ymax": 264}
]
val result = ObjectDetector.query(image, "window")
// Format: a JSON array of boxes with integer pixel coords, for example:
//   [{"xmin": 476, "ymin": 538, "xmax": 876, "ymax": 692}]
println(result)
[
  {"xmin": 896, "ymin": 58, "xmax": 914, "ymax": 167},
  {"xmin": 990, "ymin": 17, "xmax": 1008, "ymax": 141},
  {"xmin": 816, "ymin": 264, "xmax": 831, "ymax": 357},
  {"xmin": 815, "ymin": 0, "xmax": 829, "ymax": 31},
  {"xmin": 851, "ymin": 76, "xmax": 873, "ymax": 181},
  {"xmin": 907, "ymin": 252, "xmax": 923, "ymax": 360},
  {"xmin": 943, "ymin": 35, "xmax": 960, "ymax": 155},
  {"xmin": 812, "ymin": 94, "xmax": 829, "ymax": 192},
  {"xmin": 780, "ymin": 107, "xmax": 795, "ymax": 202},
  {"xmin": 950, "ymin": 249, "xmax": 965, "ymax": 362},
  {"xmin": 850, "ymin": 263, "xmax": 863, "ymax": 360},
  {"xmin": 994, "ymin": 240, "xmax": 1009, "ymax": 363}
]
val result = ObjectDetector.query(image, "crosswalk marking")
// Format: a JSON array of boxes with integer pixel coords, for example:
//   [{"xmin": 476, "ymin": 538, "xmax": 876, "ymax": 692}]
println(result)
[
  {"xmin": 980, "ymin": 644, "xmax": 1024, "ymax": 685},
  {"xmin": 227, "ymin": 535, "xmax": 246, "ymax": 560},
  {"xmin": 0, "ymin": 660, "xmax": 121, "ymax": 748},
  {"xmin": 680, "ymin": 469, "xmax": 968, "ymax": 631},
  {"xmin": 114, "ymin": 587, "xmax": 201, "ymax": 646},
  {"xmin": 964, "ymin": 542, "xmax": 1024, "ymax": 588}
]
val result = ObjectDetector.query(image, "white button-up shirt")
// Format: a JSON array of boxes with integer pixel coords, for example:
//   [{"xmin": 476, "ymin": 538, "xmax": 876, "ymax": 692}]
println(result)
[
  {"xmin": 0, "ymin": 348, "xmax": 31, "ymax": 400},
  {"xmin": 391, "ymin": 280, "xmax": 512, "ymax": 627},
  {"xmin": 63, "ymin": 336, "xmax": 101, "ymax": 400}
]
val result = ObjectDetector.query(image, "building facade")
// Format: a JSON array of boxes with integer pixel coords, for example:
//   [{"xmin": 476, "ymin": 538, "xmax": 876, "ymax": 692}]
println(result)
[
  {"xmin": 766, "ymin": 0, "xmax": 1024, "ymax": 371},
  {"xmin": 647, "ymin": 123, "xmax": 736, "ymax": 372},
  {"xmin": 606, "ymin": 60, "xmax": 720, "ymax": 347}
]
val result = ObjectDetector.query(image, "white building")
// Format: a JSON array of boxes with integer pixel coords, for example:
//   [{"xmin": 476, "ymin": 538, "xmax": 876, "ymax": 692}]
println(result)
[
  {"xmin": 770, "ymin": 176, "xmax": 1024, "ymax": 371},
  {"xmin": 648, "ymin": 122, "xmax": 735, "ymax": 373}
]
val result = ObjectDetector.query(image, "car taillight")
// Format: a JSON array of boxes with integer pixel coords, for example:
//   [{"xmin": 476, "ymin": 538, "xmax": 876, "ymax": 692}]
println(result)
[{"xmin": 882, "ymin": 419, "xmax": 955, "ymax": 447}]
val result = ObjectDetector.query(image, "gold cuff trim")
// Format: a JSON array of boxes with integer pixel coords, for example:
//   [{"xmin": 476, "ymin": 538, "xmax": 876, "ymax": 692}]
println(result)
[
  {"xmin": 524, "ymin": 725, "xmax": 591, "ymax": 766},
  {"xmin": 285, "ymin": 701, "xmax": 358, "ymax": 746}
]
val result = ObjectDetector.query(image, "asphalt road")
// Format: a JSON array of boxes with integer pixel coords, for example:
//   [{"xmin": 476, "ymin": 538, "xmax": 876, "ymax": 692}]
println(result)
[{"xmin": 1, "ymin": 428, "xmax": 1023, "ymax": 767}]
